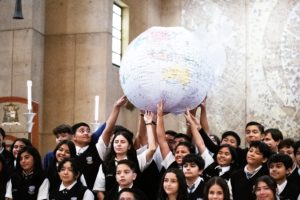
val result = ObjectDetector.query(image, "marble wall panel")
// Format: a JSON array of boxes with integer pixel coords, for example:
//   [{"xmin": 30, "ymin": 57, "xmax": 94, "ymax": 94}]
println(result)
[
  {"xmin": 43, "ymin": 35, "xmax": 76, "ymax": 132},
  {"xmin": 46, "ymin": 0, "xmax": 112, "ymax": 35},
  {"xmin": 0, "ymin": 31, "xmax": 13, "ymax": 96}
]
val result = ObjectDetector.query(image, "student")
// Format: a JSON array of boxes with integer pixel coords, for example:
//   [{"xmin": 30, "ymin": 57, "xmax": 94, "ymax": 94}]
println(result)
[
  {"xmin": 278, "ymin": 139, "xmax": 300, "ymax": 186},
  {"xmin": 5, "ymin": 146, "xmax": 49, "ymax": 200},
  {"xmin": 93, "ymin": 103, "xmax": 156, "ymax": 199},
  {"xmin": 0, "ymin": 155, "xmax": 10, "ymax": 200},
  {"xmin": 43, "ymin": 124, "xmax": 74, "ymax": 170},
  {"xmin": 203, "ymin": 144, "xmax": 238, "ymax": 181},
  {"xmin": 117, "ymin": 188, "xmax": 142, "ymax": 200},
  {"xmin": 9, "ymin": 138, "xmax": 32, "ymax": 168},
  {"xmin": 263, "ymin": 129, "xmax": 283, "ymax": 153},
  {"xmin": 49, "ymin": 158, "xmax": 94, "ymax": 200},
  {"xmin": 268, "ymin": 154, "xmax": 300, "ymax": 200},
  {"xmin": 230, "ymin": 141, "xmax": 271, "ymax": 200},
  {"xmin": 203, "ymin": 176, "xmax": 230, "ymax": 200},
  {"xmin": 182, "ymin": 154, "xmax": 205, "ymax": 200},
  {"xmin": 294, "ymin": 141, "xmax": 300, "ymax": 167},
  {"xmin": 157, "ymin": 168, "xmax": 188, "ymax": 200},
  {"xmin": 46, "ymin": 140, "xmax": 77, "ymax": 191},
  {"xmin": 254, "ymin": 175, "xmax": 278, "ymax": 200},
  {"xmin": 72, "ymin": 122, "xmax": 103, "ymax": 191},
  {"xmin": 0, "ymin": 128, "xmax": 14, "ymax": 168},
  {"xmin": 104, "ymin": 160, "xmax": 147, "ymax": 200}
]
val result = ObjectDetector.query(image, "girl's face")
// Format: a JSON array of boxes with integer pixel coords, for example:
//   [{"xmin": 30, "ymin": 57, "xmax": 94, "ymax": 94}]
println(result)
[
  {"xmin": 20, "ymin": 151, "xmax": 34, "ymax": 173},
  {"xmin": 59, "ymin": 161, "xmax": 77, "ymax": 186},
  {"xmin": 208, "ymin": 184, "xmax": 224, "ymax": 200},
  {"xmin": 163, "ymin": 172, "xmax": 179, "ymax": 197},
  {"xmin": 175, "ymin": 145, "xmax": 190, "ymax": 164},
  {"xmin": 217, "ymin": 147, "xmax": 233, "ymax": 167},
  {"xmin": 255, "ymin": 181, "xmax": 275, "ymax": 200},
  {"xmin": 113, "ymin": 135, "xmax": 130, "ymax": 155},
  {"xmin": 56, "ymin": 144, "xmax": 71, "ymax": 162},
  {"xmin": 13, "ymin": 140, "xmax": 26, "ymax": 158}
]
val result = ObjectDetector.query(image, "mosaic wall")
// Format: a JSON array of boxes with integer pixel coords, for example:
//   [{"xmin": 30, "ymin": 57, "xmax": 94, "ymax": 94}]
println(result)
[{"xmin": 180, "ymin": 0, "xmax": 300, "ymax": 142}]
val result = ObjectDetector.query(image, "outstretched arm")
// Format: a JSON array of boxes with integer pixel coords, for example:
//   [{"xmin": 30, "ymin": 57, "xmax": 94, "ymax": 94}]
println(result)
[
  {"xmin": 101, "ymin": 95, "xmax": 128, "ymax": 146},
  {"xmin": 134, "ymin": 111, "xmax": 147, "ymax": 149},
  {"xmin": 143, "ymin": 111, "xmax": 157, "ymax": 162},
  {"xmin": 156, "ymin": 101, "xmax": 171, "ymax": 159},
  {"xmin": 200, "ymin": 96, "xmax": 209, "ymax": 134}
]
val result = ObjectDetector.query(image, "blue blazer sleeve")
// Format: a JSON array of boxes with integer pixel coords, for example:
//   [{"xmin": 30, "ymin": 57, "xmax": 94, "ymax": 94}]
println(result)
[{"xmin": 91, "ymin": 122, "xmax": 106, "ymax": 144}]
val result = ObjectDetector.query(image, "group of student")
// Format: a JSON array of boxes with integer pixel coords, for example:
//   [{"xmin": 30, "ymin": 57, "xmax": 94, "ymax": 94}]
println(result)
[{"xmin": 0, "ymin": 95, "xmax": 300, "ymax": 200}]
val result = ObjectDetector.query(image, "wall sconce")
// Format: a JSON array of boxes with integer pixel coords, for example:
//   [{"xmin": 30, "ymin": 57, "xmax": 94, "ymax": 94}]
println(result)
[{"xmin": 13, "ymin": 0, "xmax": 24, "ymax": 19}]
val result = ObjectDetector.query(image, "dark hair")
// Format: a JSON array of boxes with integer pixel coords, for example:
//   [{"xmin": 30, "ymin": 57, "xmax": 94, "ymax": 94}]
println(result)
[
  {"xmin": 254, "ymin": 175, "xmax": 277, "ymax": 199},
  {"xmin": 175, "ymin": 141, "xmax": 195, "ymax": 155},
  {"xmin": 117, "ymin": 159, "xmax": 137, "ymax": 173},
  {"xmin": 53, "ymin": 140, "xmax": 76, "ymax": 163},
  {"xmin": 16, "ymin": 146, "xmax": 43, "ymax": 175},
  {"xmin": 221, "ymin": 131, "xmax": 241, "ymax": 147},
  {"xmin": 57, "ymin": 158, "xmax": 80, "ymax": 178},
  {"xmin": 72, "ymin": 122, "xmax": 90, "ymax": 135},
  {"xmin": 0, "ymin": 128, "xmax": 5, "ymax": 138},
  {"xmin": 215, "ymin": 144, "xmax": 238, "ymax": 166},
  {"xmin": 182, "ymin": 154, "xmax": 205, "ymax": 170},
  {"xmin": 157, "ymin": 168, "xmax": 188, "ymax": 200},
  {"xmin": 249, "ymin": 141, "xmax": 272, "ymax": 159},
  {"xmin": 278, "ymin": 138, "xmax": 295, "ymax": 150},
  {"xmin": 165, "ymin": 130, "xmax": 177, "ymax": 137},
  {"xmin": 117, "ymin": 188, "xmax": 141, "ymax": 200},
  {"xmin": 10, "ymin": 138, "xmax": 32, "ymax": 156},
  {"xmin": 174, "ymin": 133, "xmax": 192, "ymax": 143},
  {"xmin": 264, "ymin": 129, "xmax": 283, "ymax": 142},
  {"xmin": 203, "ymin": 176, "xmax": 230, "ymax": 200},
  {"xmin": 246, "ymin": 121, "xmax": 264, "ymax": 133},
  {"xmin": 53, "ymin": 124, "xmax": 73, "ymax": 136},
  {"xmin": 294, "ymin": 141, "xmax": 300, "ymax": 156},
  {"xmin": 268, "ymin": 153, "xmax": 293, "ymax": 169}
]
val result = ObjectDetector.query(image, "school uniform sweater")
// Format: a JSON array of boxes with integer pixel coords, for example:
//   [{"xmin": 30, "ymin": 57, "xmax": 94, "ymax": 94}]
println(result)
[
  {"xmin": 279, "ymin": 181, "xmax": 300, "ymax": 200},
  {"xmin": 230, "ymin": 165, "xmax": 269, "ymax": 200},
  {"xmin": 188, "ymin": 179, "xmax": 205, "ymax": 200},
  {"xmin": 49, "ymin": 182, "xmax": 87, "ymax": 200}
]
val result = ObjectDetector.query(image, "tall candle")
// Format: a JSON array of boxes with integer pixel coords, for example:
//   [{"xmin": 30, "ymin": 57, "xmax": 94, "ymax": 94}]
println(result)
[
  {"xmin": 27, "ymin": 80, "xmax": 32, "ymax": 111},
  {"xmin": 95, "ymin": 95, "xmax": 99, "ymax": 122}
]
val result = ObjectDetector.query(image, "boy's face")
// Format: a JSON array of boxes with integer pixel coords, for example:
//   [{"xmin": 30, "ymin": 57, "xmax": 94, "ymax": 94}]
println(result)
[
  {"xmin": 116, "ymin": 164, "xmax": 136, "ymax": 188},
  {"xmin": 221, "ymin": 135, "xmax": 238, "ymax": 148},
  {"xmin": 296, "ymin": 147, "xmax": 300, "ymax": 167},
  {"xmin": 269, "ymin": 162, "xmax": 289, "ymax": 183},
  {"xmin": 263, "ymin": 133, "xmax": 279, "ymax": 152},
  {"xmin": 183, "ymin": 162, "xmax": 202, "ymax": 179},
  {"xmin": 245, "ymin": 125, "xmax": 263, "ymax": 144},
  {"xmin": 246, "ymin": 146, "xmax": 266, "ymax": 167},
  {"xmin": 73, "ymin": 126, "xmax": 91, "ymax": 146},
  {"xmin": 279, "ymin": 146, "xmax": 295, "ymax": 162},
  {"xmin": 56, "ymin": 132, "xmax": 73, "ymax": 144}
]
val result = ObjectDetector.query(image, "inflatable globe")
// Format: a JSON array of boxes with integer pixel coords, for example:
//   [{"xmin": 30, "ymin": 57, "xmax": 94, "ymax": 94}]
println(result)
[{"xmin": 119, "ymin": 26, "xmax": 214, "ymax": 114}]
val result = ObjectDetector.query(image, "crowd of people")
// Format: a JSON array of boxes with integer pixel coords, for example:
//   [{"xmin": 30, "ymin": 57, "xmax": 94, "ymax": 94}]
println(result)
[{"xmin": 0, "ymin": 95, "xmax": 300, "ymax": 200}]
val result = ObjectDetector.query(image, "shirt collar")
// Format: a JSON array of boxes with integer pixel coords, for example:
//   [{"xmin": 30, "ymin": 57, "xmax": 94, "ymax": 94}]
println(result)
[
  {"xmin": 277, "ymin": 180, "xmax": 287, "ymax": 194},
  {"xmin": 118, "ymin": 183, "xmax": 133, "ymax": 192},
  {"xmin": 59, "ymin": 181, "xmax": 77, "ymax": 191},
  {"xmin": 187, "ymin": 176, "xmax": 203, "ymax": 193},
  {"xmin": 75, "ymin": 145, "xmax": 89, "ymax": 155},
  {"xmin": 244, "ymin": 165, "xmax": 262, "ymax": 179},
  {"xmin": 0, "ymin": 147, "xmax": 4, "ymax": 154},
  {"xmin": 216, "ymin": 165, "xmax": 231, "ymax": 176}
]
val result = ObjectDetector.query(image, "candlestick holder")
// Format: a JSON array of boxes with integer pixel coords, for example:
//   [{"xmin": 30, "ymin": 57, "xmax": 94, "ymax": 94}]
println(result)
[
  {"xmin": 23, "ymin": 111, "xmax": 36, "ymax": 133},
  {"xmin": 90, "ymin": 121, "xmax": 100, "ymax": 133}
]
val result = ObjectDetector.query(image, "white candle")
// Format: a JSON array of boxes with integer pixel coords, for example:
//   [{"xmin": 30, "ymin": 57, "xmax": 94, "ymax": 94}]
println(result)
[
  {"xmin": 94, "ymin": 95, "xmax": 99, "ymax": 122},
  {"xmin": 27, "ymin": 80, "xmax": 32, "ymax": 111}
]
